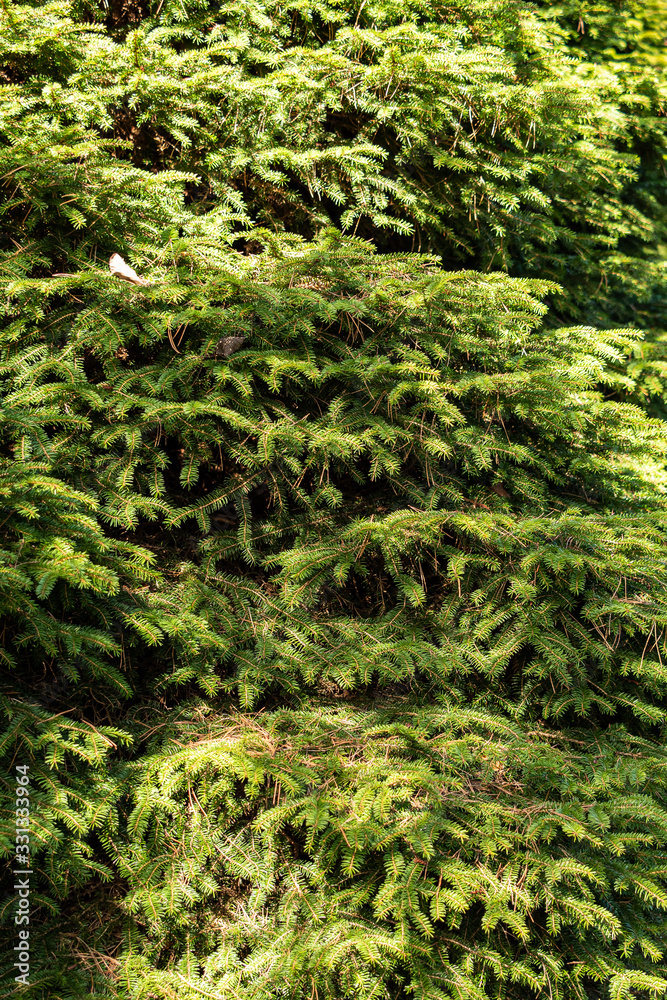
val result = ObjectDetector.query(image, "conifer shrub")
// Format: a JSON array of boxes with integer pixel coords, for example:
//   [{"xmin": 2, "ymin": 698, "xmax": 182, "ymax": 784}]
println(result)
[{"xmin": 1, "ymin": 2, "xmax": 667, "ymax": 999}]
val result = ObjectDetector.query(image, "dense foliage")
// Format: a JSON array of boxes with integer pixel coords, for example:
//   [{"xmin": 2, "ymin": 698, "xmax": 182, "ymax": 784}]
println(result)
[{"xmin": 1, "ymin": 1, "xmax": 667, "ymax": 998}]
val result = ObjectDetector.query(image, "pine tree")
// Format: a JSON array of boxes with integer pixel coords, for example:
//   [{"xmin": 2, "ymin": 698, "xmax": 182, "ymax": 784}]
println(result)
[
  {"xmin": 1, "ymin": 2, "xmax": 667, "ymax": 999},
  {"xmin": 531, "ymin": 0, "xmax": 667, "ymax": 415}
]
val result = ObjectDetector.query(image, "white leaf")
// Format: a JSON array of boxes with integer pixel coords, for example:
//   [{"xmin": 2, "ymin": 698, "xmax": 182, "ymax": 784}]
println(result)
[{"xmin": 109, "ymin": 253, "xmax": 151, "ymax": 286}]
